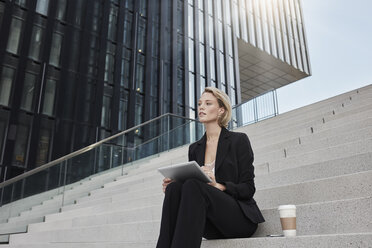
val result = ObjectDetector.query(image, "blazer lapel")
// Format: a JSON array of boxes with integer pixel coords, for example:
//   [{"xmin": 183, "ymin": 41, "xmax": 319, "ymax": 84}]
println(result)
[
  {"xmin": 215, "ymin": 127, "xmax": 231, "ymax": 172},
  {"xmin": 194, "ymin": 127, "xmax": 231, "ymax": 170}
]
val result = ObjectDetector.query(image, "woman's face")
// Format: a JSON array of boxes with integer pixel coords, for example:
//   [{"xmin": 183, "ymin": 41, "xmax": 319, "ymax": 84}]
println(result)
[{"xmin": 198, "ymin": 92, "xmax": 224, "ymax": 124}]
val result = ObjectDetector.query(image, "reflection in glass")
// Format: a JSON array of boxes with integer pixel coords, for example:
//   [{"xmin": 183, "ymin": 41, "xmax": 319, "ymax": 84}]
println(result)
[
  {"xmin": 42, "ymin": 79, "xmax": 56, "ymax": 116},
  {"xmin": 188, "ymin": 39, "xmax": 194, "ymax": 72},
  {"xmin": 6, "ymin": 18, "xmax": 23, "ymax": 55},
  {"xmin": 0, "ymin": 67, "xmax": 15, "ymax": 106},
  {"xmin": 189, "ymin": 72, "xmax": 195, "ymax": 108},
  {"xmin": 29, "ymin": 25, "xmax": 43, "ymax": 61},
  {"xmin": 0, "ymin": 2, "xmax": 5, "ymax": 27},
  {"xmin": 20, "ymin": 73, "xmax": 36, "ymax": 111},
  {"xmin": 49, "ymin": 33, "xmax": 63, "ymax": 67},
  {"xmin": 36, "ymin": 0, "xmax": 50, "ymax": 16},
  {"xmin": 108, "ymin": 4, "xmax": 118, "ymax": 41},
  {"xmin": 35, "ymin": 125, "xmax": 51, "ymax": 167},
  {"xmin": 56, "ymin": 0, "xmax": 67, "ymax": 21},
  {"xmin": 12, "ymin": 118, "xmax": 30, "ymax": 167}
]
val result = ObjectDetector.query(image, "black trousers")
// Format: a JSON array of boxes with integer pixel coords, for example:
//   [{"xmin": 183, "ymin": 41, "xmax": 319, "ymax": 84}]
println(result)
[{"xmin": 156, "ymin": 179, "xmax": 258, "ymax": 248}]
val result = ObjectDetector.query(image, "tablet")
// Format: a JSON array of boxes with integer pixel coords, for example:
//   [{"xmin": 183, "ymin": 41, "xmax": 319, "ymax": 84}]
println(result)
[{"xmin": 157, "ymin": 161, "xmax": 212, "ymax": 183}]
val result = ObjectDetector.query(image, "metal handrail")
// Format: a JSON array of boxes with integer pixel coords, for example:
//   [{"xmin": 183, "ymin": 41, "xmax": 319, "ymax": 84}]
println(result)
[{"xmin": 0, "ymin": 113, "xmax": 198, "ymax": 189}]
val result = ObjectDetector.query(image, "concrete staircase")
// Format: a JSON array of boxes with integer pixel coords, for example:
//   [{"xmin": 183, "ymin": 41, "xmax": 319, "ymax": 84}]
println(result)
[{"xmin": 0, "ymin": 84, "xmax": 371, "ymax": 247}]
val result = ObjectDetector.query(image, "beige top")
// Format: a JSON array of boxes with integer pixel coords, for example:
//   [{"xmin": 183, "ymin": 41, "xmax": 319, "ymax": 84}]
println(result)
[{"xmin": 204, "ymin": 160, "xmax": 216, "ymax": 175}]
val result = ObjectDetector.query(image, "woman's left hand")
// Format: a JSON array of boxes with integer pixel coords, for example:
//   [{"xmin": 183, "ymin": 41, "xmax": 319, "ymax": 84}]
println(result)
[{"xmin": 201, "ymin": 166, "xmax": 226, "ymax": 191}]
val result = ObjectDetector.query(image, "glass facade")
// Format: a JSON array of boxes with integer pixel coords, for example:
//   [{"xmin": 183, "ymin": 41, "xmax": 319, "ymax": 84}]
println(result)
[{"xmin": 0, "ymin": 0, "xmax": 309, "ymax": 181}]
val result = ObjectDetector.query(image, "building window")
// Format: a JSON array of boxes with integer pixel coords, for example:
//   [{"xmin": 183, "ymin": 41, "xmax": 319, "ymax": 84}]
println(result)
[
  {"xmin": 0, "ymin": 67, "xmax": 15, "ymax": 106},
  {"xmin": 29, "ymin": 25, "xmax": 44, "ymax": 61},
  {"xmin": 135, "ymin": 93, "xmax": 143, "ymax": 126},
  {"xmin": 6, "ymin": 18, "xmax": 23, "ymax": 55},
  {"xmin": 36, "ymin": 0, "xmax": 50, "ymax": 16},
  {"xmin": 20, "ymin": 72, "xmax": 37, "ymax": 112},
  {"xmin": 0, "ymin": 2, "xmax": 5, "ymax": 28},
  {"xmin": 101, "ymin": 88, "xmax": 112, "ymax": 129},
  {"xmin": 12, "ymin": 114, "xmax": 31, "ymax": 168},
  {"xmin": 136, "ymin": 54, "xmax": 145, "ymax": 91},
  {"xmin": 189, "ymin": 72, "xmax": 195, "ymax": 108},
  {"xmin": 188, "ymin": 4, "xmax": 194, "ymax": 39},
  {"xmin": 56, "ymin": 0, "xmax": 67, "ymax": 21},
  {"xmin": 35, "ymin": 120, "xmax": 52, "ymax": 166},
  {"xmin": 119, "ymin": 90, "xmax": 128, "ymax": 130},
  {"xmin": 42, "ymin": 79, "xmax": 56, "ymax": 116},
  {"xmin": 199, "ymin": 43, "xmax": 205, "ymax": 77},
  {"xmin": 137, "ymin": 17, "xmax": 146, "ymax": 53},
  {"xmin": 209, "ymin": 48, "xmax": 216, "ymax": 81},
  {"xmin": 49, "ymin": 32, "xmax": 63, "ymax": 67},
  {"xmin": 188, "ymin": 39, "xmax": 194, "ymax": 72},
  {"xmin": 108, "ymin": 4, "xmax": 118, "ymax": 41},
  {"xmin": 14, "ymin": 0, "xmax": 27, "ymax": 8},
  {"xmin": 104, "ymin": 42, "xmax": 116, "ymax": 84},
  {"xmin": 123, "ymin": 12, "xmax": 133, "ymax": 48}
]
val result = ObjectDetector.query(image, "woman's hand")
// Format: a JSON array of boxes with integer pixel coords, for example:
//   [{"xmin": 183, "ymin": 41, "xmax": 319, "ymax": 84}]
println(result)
[
  {"xmin": 201, "ymin": 166, "xmax": 226, "ymax": 191},
  {"xmin": 162, "ymin": 178, "xmax": 173, "ymax": 193}
]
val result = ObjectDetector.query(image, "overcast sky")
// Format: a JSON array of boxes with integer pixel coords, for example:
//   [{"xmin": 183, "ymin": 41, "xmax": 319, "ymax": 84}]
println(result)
[{"xmin": 276, "ymin": 0, "xmax": 372, "ymax": 113}]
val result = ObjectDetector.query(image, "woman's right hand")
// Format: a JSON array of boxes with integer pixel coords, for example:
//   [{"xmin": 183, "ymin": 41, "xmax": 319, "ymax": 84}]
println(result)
[{"xmin": 162, "ymin": 178, "xmax": 173, "ymax": 193}]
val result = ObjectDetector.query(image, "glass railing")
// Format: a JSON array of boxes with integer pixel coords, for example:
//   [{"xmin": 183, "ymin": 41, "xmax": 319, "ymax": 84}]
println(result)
[
  {"xmin": 231, "ymin": 90, "xmax": 278, "ymax": 129},
  {"xmin": 0, "ymin": 114, "xmax": 204, "ymax": 212}
]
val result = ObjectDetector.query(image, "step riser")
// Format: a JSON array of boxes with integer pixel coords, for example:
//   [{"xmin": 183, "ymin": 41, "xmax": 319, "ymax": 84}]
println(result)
[
  {"xmin": 9, "ymin": 197, "xmax": 372, "ymax": 244},
  {"xmin": 255, "ymin": 152, "xmax": 372, "ymax": 186},
  {"xmin": 245, "ymin": 97, "xmax": 372, "ymax": 137},
  {"xmin": 254, "ymin": 127, "xmax": 372, "ymax": 164},
  {"xmin": 263, "ymin": 139, "xmax": 372, "ymax": 173},
  {"xmin": 251, "ymin": 107, "xmax": 372, "ymax": 149}
]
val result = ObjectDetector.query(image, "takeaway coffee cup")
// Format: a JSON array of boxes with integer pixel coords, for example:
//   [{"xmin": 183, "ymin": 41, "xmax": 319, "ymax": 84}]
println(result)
[{"xmin": 278, "ymin": 205, "xmax": 296, "ymax": 237}]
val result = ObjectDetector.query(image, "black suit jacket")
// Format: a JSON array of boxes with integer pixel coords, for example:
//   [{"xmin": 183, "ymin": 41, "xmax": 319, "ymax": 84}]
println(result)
[{"xmin": 188, "ymin": 127, "xmax": 265, "ymax": 224}]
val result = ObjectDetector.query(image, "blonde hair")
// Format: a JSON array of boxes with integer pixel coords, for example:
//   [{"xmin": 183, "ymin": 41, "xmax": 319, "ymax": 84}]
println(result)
[{"xmin": 202, "ymin": 87, "xmax": 232, "ymax": 128}]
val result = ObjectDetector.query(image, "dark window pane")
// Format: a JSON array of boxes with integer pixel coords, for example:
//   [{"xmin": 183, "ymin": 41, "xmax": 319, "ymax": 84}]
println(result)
[
  {"xmin": 0, "ymin": 2, "xmax": 5, "ymax": 28},
  {"xmin": 29, "ymin": 25, "xmax": 44, "ymax": 61},
  {"xmin": 35, "ymin": 119, "xmax": 53, "ymax": 166},
  {"xmin": 42, "ymin": 79, "xmax": 56, "ymax": 116},
  {"xmin": 56, "ymin": 0, "xmax": 67, "ymax": 21},
  {"xmin": 6, "ymin": 18, "xmax": 23, "ymax": 55},
  {"xmin": 0, "ymin": 110, "xmax": 9, "ymax": 159},
  {"xmin": 49, "ymin": 32, "xmax": 63, "ymax": 67},
  {"xmin": 14, "ymin": 0, "xmax": 27, "ymax": 8},
  {"xmin": 123, "ymin": 12, "xmax": 132, "ymax": 47},
  {"xmin": 137, "ymin": 17, "xmax": 146, "ymax": 53},
  {"xmin": 0, "ymin": 67, "xmax": 15, "ymax": 106},
  {"xmin": 36, "ymin": 0, "xmax": 50, "ymax": 16},
  {"xmin": 139, "ymin": 0, "xmax": 147, "ymax": 17},
  {"xmin": 20, "ymin": 72, "xmax": 37, "ymax": 111},
  {"xmin": 108, "ymin": 4, "xmax": 118, "ymax": 41},
  {"xmin": 12, "ymin": 114, "xmax": 31, "ymax": 168}
]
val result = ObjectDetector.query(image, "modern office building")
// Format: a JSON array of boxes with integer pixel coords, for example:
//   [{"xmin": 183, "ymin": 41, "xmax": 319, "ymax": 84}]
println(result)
[{"xmin": 0, "ymin": 0, "xmax": 310, "ymax": 181}]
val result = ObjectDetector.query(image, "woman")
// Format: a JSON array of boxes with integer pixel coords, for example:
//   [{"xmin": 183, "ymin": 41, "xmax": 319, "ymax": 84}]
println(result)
[{"xmin": 156, "ymin": 87, "xmax": 265, "ymax": 248}]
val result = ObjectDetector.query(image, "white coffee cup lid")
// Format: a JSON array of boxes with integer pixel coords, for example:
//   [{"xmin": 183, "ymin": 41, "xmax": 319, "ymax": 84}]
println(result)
[{"xmin": 278, "ymin": 205, "xmax": 296, "ymax": 211}]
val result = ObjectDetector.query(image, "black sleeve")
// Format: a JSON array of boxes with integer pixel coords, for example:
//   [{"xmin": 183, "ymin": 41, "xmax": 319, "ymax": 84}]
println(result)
[{"xmin": 222, "ymin": 133, "xmax": 256, "ymax": 200}]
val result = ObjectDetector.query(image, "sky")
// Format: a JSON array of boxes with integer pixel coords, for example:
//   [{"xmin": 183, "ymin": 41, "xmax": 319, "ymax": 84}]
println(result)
[{"xmin": 276, "ymin": 0, "xmax": 372, "ymax": 113}]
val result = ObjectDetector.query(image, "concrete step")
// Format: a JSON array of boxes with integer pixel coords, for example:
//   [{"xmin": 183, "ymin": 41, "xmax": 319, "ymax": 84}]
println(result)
[
  {"xmin": 28, "ymin": 205, "xmax": 162, "ymax": 233},
  {"xmin": 8, "ymin": 196, "xmax": 372, "ymax": 244},
  {"xmin": 2, "ymin": 233, "xmax": 372, "ymax": 248},
  {"xmin": 255, "ymin": 196, "xmax": 372, "ymax": 237},
  {"xmin": 259, "ymin": 138, "xmax": 372, "ymax": 173},
  {"xmin": 255, "ymin": 170, "xmax": 372, "ymax": 209},
  {"xmin": 254, "ymin": 117, "xmax": 372, "ymax": 156},
  {"xmin": 255, "ymin": 151, "xmax": 372, "ymax": 186},
  {"xmin": 201, "ymin": 233, "xmax": 372, "ymax": 248},
  {"xmin": 254, "ymin": 125, "xmax": 372, "ymax": 165},
  {"xmin": 243, "ymin": 93, "xmax": 372, "ymax": 138},
  {"xmin": 251, "ymin": 105, "xmax": 372, "ymax": 150},
  {"xmin": 243, "ymin": 86, "xmax": 372, "ymax": 134}
]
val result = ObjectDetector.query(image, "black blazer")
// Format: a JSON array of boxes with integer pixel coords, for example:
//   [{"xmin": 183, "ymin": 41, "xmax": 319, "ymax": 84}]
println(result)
[{"xmin": 188, "ymin": 127, "xmax": 265, "ymax": 224}]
